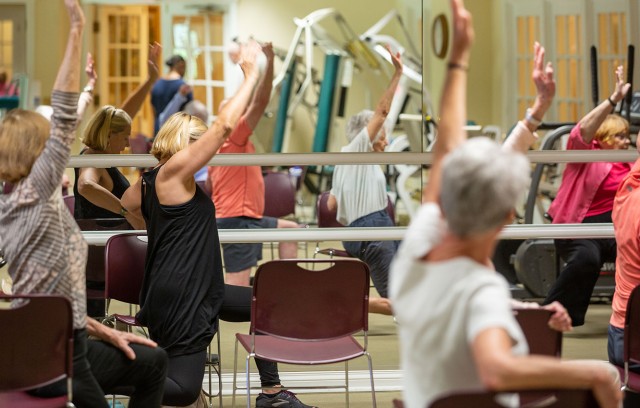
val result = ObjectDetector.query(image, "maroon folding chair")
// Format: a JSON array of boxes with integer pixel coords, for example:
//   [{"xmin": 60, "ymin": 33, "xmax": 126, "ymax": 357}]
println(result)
[
  {"xmin": 232, "ymin": 259, "xmax": 376, "ymax": 408},
  {"xmin": 263, "ymin": 171, "xmax": 296, "ymax": 219},
  {"xmin": 615, "ymin": 284, "xmax": 640, "ymax": 393},
  {"xmin": 0, "ymin": 295, "xmax": 74, "ymax": 408},
  {"xmin": 395, "ymin": 309, "xmax": 564, "ymax": 408},
  {"xmin": 313, "ymin": 191, "xmax": 352, "ymax": 258},
  {"xmin": 262, "ymin": 171, "xmax": 298, "ymax": 258},
  {"xmin": 103, "ymin": 233, "xmax": 148, "ymax": 331},
  {"xmin": 513, "ymin": 308, "xmax": 562, "ymax": 357},
  {"xmin": 429, "ymin": 389, "xmax": 598, "ymax": 407}
]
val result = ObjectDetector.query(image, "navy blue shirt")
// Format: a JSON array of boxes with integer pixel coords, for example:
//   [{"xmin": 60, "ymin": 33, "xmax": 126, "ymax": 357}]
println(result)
[{"xmin": 150, "ymin": 78, "xmax": 193, "ymax": 134}]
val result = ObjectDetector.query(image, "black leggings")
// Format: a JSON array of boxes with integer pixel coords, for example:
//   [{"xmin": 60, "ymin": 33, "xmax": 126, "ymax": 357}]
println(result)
[
  {"xmin": 161, "ymin": 284, "xmax": 281, "ymax": 405},
  {"xmin": 221, "ymin": 284, "xmax": 281, "ymax": 387},
  {"xmin": 162, "ymin": 351, "xmax": 208, "ymax": 406}
]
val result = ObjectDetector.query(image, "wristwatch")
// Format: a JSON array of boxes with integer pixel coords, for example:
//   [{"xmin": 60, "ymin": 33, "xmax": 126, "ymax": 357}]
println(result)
[{"xmin": 83, "ymin": 85, "xmax": 94, "ymax": 94}]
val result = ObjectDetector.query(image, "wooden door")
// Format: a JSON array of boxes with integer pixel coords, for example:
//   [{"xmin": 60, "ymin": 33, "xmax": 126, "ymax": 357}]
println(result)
[{"xmin": 97, "ymin": 5, "xmax": 152, "ymax": 138}]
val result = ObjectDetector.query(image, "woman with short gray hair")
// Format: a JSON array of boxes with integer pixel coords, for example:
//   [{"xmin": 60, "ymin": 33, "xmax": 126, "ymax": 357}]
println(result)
[
  {"xmin": 390, "ymin": 1, "xmax": 621, "ymax": 407},
  {"xmin": 327, "ymin": 46, "xmax": 402, "ymax": 315}
]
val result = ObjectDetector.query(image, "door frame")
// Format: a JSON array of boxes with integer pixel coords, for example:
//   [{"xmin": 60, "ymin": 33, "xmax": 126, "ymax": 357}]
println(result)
[{"xmin": 0, "ymin": 0, "xmax": 33, "ymax": 78}]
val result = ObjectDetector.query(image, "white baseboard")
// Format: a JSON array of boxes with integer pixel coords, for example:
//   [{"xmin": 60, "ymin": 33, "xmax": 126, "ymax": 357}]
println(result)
[{"xmin": 202, "ymin": 369, "xmax": 403, "ymax": 396}]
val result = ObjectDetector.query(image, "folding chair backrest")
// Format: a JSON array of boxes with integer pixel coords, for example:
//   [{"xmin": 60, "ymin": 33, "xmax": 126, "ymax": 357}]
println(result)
[
  {"xmin": 263, "ymin": 171, "xmax": 296, "ymax": 218},
  {"xmin": 251, "ymin": 259, "xmax": 370, "ymax": 340},
  {"xmin": 514, "ymin": 308, "xmax": 561, "ymax": 357},
  {"xmin": 104, "ymin": 233, "xmax": 147, "ymax": 305},
  {"xmin": 430, "ymin": 389, "xmax": 598, "ymax": 407},
  {"xmin": 317, "ymin": 191, "xmax": 344, "ymax": 228},
  {"xmin": 0, "ymin": 295, "xmax": 73, "ymax": 392},
  {"xmin": 624, "ymin": 284, "xmax": 640, "ymax": 365}
]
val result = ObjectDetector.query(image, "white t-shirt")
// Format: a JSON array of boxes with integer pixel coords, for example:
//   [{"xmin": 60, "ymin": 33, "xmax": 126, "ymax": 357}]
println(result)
[
  {"xmin": 389, "ymin": 203, "xmax": 528, "ymax": 408},
  {"xmin": 330, "ymin": 128, "xmax": 387, "ymax": 225}
]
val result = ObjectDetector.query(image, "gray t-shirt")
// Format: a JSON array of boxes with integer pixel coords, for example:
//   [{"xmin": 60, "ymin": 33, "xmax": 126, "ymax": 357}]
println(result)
[
  {"xmin": 389, "ymin": 203, "xmax": 528, "ymax": 408},
  {"xmin": 330, "ymin": 128, "xmax": 387, "ymax": 225}
]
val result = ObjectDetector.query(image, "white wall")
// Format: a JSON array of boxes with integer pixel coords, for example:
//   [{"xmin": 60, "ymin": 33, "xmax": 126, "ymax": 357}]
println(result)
[{"xmin": 234, "ymin": 0, "xmax": 421, "ymax": 152}]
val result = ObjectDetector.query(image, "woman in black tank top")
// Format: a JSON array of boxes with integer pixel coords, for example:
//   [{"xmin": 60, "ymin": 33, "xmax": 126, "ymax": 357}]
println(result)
[
  {"xmin": 74, "ymin": 57, "xmax": 161, "ymax": 229},
  {"xmin": 121, "ymin": 42, "xmax": 316, "ymax": 408}
]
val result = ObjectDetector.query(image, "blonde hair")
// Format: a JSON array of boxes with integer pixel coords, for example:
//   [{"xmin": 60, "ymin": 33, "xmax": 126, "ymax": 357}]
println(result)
[
  {"xmin": 82, "ymin": 105, "xmax": 132, "ymax": 151},
  {"xmin": 150, "ymin": 112, "xmax": 208, "ymax": 161},
  {"xmin": 595, "ymin": 114, "xmax": 629, "ymax": 145},
  {"xmin": 0, "ymin": 109, "xmax": 51, "ymax": 183}
]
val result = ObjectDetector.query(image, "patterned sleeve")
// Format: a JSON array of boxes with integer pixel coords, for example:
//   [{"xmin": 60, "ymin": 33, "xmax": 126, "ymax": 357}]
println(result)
[{"xmin": 29, "ymin": 90, "xmax": 79, "ymax": 198}]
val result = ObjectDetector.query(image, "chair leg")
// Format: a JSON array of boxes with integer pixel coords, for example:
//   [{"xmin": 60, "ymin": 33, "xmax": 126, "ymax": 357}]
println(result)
[
  {"xmin": 217, "ymin": 329, "xmax": 223, "ymax": 408},
  {"xmin": 232, "ymin": 339, "xmax": 239, "ymax": 408},
  {"xmin": 245, "ymin": 354, "xmax": 253, "ymax": 408},
  {"xmin": 345, "ymin": 360, "xmax": 350, "ymax": 408},
  {"xmin": 207, "ymin": 345, "xmax": 213, "ymax": 408},
  {"xmin": 365, "ymin": 352, "xmax": 377, "ymax": 408}
]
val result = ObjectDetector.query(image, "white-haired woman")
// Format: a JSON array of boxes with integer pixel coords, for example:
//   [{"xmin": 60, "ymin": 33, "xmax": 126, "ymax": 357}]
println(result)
[
  {"xmin": 326, "ymin": 45, "xmax": 402, "ymax": 315},
  {"xmin": 389, "ymin": 1, "xmax": 621, "ymax": 408}
]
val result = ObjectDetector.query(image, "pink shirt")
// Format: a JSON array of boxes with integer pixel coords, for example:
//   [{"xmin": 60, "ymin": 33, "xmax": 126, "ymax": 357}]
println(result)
[
  {"xmin": 547, "ymin": 123, "xmax": 628, "ymax": 223},
  {"xmin": 208, "ymin": 117, "xmax": 264, "ymax": 219},
  {"xmin": 611, "ymin": 159, "xmax": 640, "ymax": 328}
]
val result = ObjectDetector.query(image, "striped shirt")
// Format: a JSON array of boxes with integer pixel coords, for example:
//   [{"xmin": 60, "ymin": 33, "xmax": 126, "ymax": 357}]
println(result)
[{"xmin": 0, "ymin": 91, "xmax": 87, "ymax": 329}]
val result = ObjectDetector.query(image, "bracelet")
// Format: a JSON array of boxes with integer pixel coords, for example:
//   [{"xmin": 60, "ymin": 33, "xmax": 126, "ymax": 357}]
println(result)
[
  {"xmin": 447, "ymin": 62, "xmax": 468, "ymax": 71},
  {"xmin": 607, "ymin": 97, "xmax": 617, "ymax": 108},
  {"xmin": 119, "ymin": 206, "xmax": 128, "ymax": 217},
  {"xmin": 525, "ymin": 108, "xmax": 542, "ymax": 127},
  {"xmin": 83, "ymin": 85, "xmax": 94, "ymax": 94}
]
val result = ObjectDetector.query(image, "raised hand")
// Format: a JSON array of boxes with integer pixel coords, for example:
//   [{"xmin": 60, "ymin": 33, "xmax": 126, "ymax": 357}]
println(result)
[
  {"xmin": 611, "ymin": 65, "xmax": 631, "ymax": 104},
  {"xmin": 148, "ymin": 42, "xmax": 162, "ymax": 83},
  {"xmin": 239, "ymin": 39, "xmax": 261, "ymax": 80},
  {"xmin": 532, "ymin": 42, "xmax": 555, "ymax": 109},
  {"xmin": 386, "ymin": 45, "xmax": 403, "ymax": 74},
  {"xmin": 449, "ymin": 0, "xmax": 474, "ymax": 66},
  {"xmin": 85, "ymin": 52, "xmax": 97, "ymax": 85},
  {"xmin": 262, "ymin": 41, "xmax": 275, "ymax": 62},
  {"xmin": 65, "ymin": 0, "xmax": 85, "ymax": 29}
]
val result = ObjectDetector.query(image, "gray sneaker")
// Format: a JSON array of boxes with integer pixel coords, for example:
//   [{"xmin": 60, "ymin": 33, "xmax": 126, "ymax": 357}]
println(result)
[{"xmin": 255, "ymin": 390, "xmax": 318, "ymax": 408}]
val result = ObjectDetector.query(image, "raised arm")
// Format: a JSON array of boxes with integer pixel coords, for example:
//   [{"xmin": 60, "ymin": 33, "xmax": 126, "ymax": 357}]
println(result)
[
  {"xmin": 160, "ymin": 40, "xmax": 261, "ymax": 181},
  {"xmin": 54, "ymin": 0, "xmax": 83, "ymax": 94},
  {"xmin": 422, "ymin": 0, "xmax": 474, "ymax": 203},
  {"xmin": 502, "ymin": 42, "xmax": 556, "ymax": 154},
  {"xmin": 366, "ymin": 46, "xmax": 403, "ymax": 142},
  {"xmin": 120, "ymin": 42, "xmax": 161, "ymax": 119},
  {"xmin": 578, "ymin": 65, "xmax": 630, "ymax": 144},
  {"xmin": 27, "ymin": 0, "xmax": 84, "ymax": 197},
  {"xmin": 77, "ymin": 52, "xmax": 97, "ymax": 119},
  {"xmin": 244, "ymin": 42, "xmax": 274, "ymax": 130}
]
